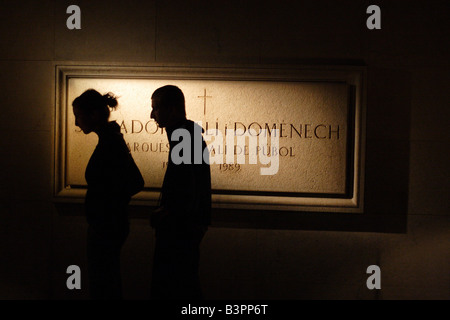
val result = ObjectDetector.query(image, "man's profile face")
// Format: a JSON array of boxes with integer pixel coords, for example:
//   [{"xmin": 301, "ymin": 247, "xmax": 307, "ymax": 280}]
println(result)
[{"xmin": 151, "ymin": 98, "xmax": 170, "ymax": 128}]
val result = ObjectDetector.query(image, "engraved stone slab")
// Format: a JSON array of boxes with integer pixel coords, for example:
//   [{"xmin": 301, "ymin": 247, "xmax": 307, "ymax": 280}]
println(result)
[{"xmin": 55, "ymin": 66, "xmax": 365, "ymax": 213}]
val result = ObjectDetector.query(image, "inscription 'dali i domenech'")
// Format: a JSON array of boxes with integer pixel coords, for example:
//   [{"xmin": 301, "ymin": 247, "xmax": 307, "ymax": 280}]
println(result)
[{"xmin": 57, "ymin": 66, "xmax": 365, "ymax": 212}]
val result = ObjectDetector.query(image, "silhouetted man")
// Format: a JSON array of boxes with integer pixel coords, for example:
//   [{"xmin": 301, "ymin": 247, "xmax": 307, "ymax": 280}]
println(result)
[{"xmin": 150, "ymin": 85, "xmax": 211, "ymax": 299}]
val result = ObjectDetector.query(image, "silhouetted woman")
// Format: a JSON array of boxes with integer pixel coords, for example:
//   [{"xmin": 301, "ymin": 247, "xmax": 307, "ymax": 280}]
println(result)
[{"xmin": 72, "ymin": 89, "xmax": 144, "ymax": 299}]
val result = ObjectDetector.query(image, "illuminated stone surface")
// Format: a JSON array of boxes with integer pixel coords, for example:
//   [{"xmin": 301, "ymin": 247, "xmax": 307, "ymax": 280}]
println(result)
[
  {"xmin": 56, "ymin": 66, "xmax": 364, "ymax": 212},
  {"xmin": 67, "ymin": 78, "xmax": 348, "ymax": 193}
]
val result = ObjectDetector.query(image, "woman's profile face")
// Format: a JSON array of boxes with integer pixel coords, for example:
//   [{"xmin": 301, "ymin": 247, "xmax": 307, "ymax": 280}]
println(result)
[{"xmin": 73, "ymin": 106, "xmax": 96, "ymax": 134}]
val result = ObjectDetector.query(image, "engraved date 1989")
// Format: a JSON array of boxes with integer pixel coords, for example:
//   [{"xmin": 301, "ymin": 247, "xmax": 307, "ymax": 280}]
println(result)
[{"xmin": 219, "ymin": 164, "xmax": 241, "ymax": 173}]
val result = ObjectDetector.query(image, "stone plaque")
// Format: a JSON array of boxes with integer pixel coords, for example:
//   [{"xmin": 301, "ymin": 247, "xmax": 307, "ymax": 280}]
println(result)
[{"xmin": 54, "ymin": 65, "xmax": 365, "ymax": 213}]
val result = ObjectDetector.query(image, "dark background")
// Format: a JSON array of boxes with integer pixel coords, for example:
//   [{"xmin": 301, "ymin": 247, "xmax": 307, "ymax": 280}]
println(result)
[{"xmin": 0, "ymin": 0, "xmax": 448, "ymax": 299}]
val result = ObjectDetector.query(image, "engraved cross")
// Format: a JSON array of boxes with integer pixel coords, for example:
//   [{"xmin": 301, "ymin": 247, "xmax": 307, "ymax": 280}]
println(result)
[{"xmin": 198, "ymin": 89, "xmax": 212, "ymax": 115}]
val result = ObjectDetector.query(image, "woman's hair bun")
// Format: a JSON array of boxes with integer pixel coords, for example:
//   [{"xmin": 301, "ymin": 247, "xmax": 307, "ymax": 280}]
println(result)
[{"xmin": 103, "ymin": 92, "xmax": 118, "ymax": 109}]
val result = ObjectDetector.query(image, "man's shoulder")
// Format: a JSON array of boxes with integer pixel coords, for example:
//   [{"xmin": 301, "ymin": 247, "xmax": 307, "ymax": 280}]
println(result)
[{"xmin": 179, "ymin": 119, "xmax": 204, "ymax": 134}]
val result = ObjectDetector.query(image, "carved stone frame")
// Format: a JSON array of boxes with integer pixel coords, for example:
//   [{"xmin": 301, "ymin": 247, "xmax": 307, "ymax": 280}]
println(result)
[{"xmin": 54, "ymin": 64, "xmax": 366, "ymax": 213}]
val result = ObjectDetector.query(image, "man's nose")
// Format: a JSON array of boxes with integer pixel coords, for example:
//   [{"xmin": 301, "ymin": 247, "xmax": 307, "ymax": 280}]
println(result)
[{"xmin": 150, "ymin": 110, "xmax": 155, "ymax": 119}]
